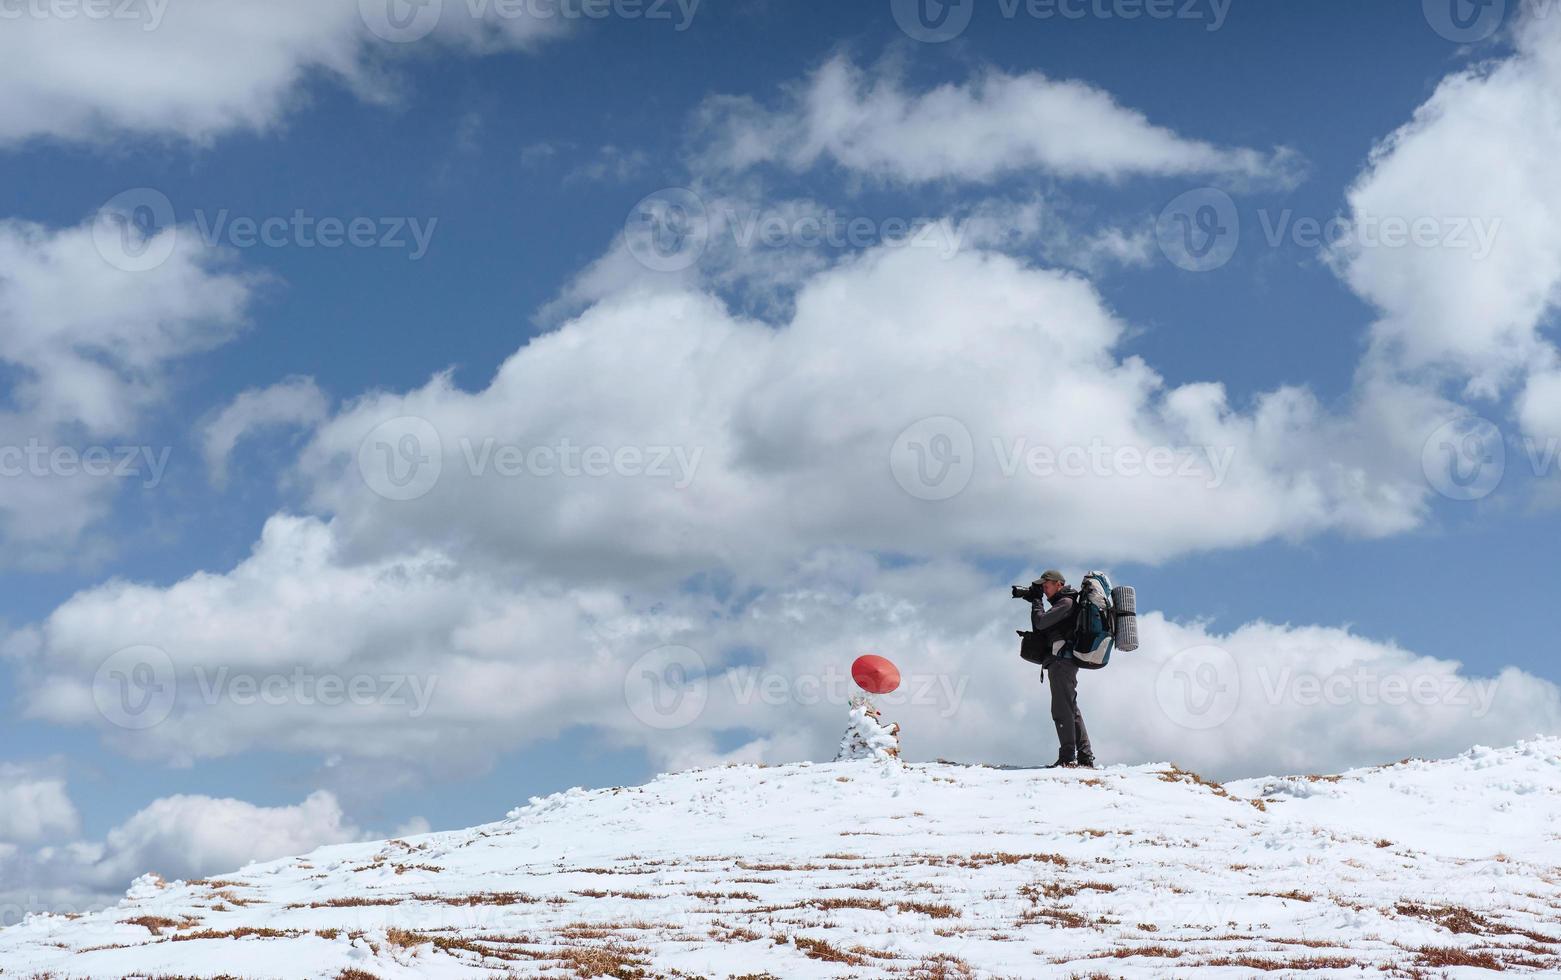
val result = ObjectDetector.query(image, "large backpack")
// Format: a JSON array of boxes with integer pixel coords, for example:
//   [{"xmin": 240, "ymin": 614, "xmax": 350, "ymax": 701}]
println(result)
[{"xmin": 1070, "ymin": 571, "xmax": 1117, "ymax": 669}]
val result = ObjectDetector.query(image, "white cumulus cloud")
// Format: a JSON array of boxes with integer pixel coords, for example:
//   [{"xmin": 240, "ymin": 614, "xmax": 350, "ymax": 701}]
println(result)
[
  {"xmin": 1337, "ymin": 7, "xmax": 1561, "ymax": 408},
  {"xmin": 0, "ymin": 785, "xmax": 366, "ymax": 918},
  {"xmin": 0, "ymin": 215, "xmax": 259, "ymax": 558},
  {"xmin": 694, "ymin": 55, "xmax": 1304, "ymax": 186},
  {"xmin": 0, "ymin": 0, "xmax": 567, "ymax": 146},
  {"xmin": 301, "ymin": 239, "xmax": 1437, "ymax": 586},
  {"xmin": 201, "ymin": 377, "xmax": 330, "ymax": 487},
  {"xmin": 0, "ymin": 764, "xmax": 80, "ymax": 844},
  {"xmin": 11, "ymin": 524, "xmax": 1560, "ymax": 787}
]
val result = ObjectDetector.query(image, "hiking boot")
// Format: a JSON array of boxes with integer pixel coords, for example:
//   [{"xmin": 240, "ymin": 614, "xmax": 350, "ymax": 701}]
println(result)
[
  {"xmin": 1045, "ymin": 758, "xmax": 1078, "ymax": 770},
  {"xmin": 1077, "ymin": 753, "xmax": 1097, "ymax": 769}
]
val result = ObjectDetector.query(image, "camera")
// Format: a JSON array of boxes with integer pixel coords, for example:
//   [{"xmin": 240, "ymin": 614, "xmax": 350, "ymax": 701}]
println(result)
[{"xmin": 1012, "ymin": 584, "xmax": 1040, "ymax": 602}]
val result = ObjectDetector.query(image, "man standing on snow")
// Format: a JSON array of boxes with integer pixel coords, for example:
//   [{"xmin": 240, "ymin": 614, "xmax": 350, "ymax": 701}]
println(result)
[{"xmin": 1027, "ymin": 570, "xmax": 1096, "ymax": 770}]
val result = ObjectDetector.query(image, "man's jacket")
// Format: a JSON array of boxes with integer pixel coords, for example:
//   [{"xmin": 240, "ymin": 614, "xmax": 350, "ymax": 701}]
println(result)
[{"xmin": 1031, "ymin": 587, "xmax": 1079, "ymax": 661}]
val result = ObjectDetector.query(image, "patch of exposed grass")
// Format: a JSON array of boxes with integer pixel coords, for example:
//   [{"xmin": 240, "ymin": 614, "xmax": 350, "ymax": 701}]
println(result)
[
  {"xmin": 708, "ymin": 923, "xmax": 764, "ymax": 943},
  {"xmin": 293, "ymin": 897, "xmax": 401, "ymax": 909},
  {"xmin": 813, "ymin": 896, "xmax": 886, "ymax": 912},
  {"xmin": 906, "ymin": 953, "xmax": 976, "ymax": 978},
  {"xmin": 1158, "ymin": 766, "xmax": 1268, "ymax": 811},
  {"xmin": 1019, "ymin": 906, "xmax": 1092, "ymax": 930},
  {"xmin": 953, "ymin": 851, "xmax": 1068, "ymax": 868},
  {"xmin": 1414, "ymin": 945, "xmax": 1505, "ymax": 970},
  {"xmin": 690, "ymin": 890, "xmax": 759, "ymax": 902},
  {"xmin": 125, "ymin": 915, "xmax": 185, "ymax": 936},
  {"xmin": 1395, "ymin": 902, "xmax": 1560, "ymax": 943},
  {"xmin": 171, "ymin": 926, "xmax": 296, "ymax": 942},
  {"xmin": 1204, "ymin": 954, "xmax": 1363, "ymax": 971},
  {"xmin": 1105, "ymin": 945, "xmax": 1184, "ymax": 959},
  {"xmin": 1257, "ymin": 890, "xmax": 1315, "ymax": 903},
  {"xmin": 1397, "ymin": 901, "xmax": 1490, "ymax": 934},
  {"xmin": 791, "ymin": 934, "xmax": 866, "ymax": 965}
]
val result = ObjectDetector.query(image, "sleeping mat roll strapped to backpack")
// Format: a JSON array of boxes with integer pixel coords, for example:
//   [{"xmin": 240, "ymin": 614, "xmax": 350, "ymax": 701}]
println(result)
[{"xmin": 1112, "ymin": 585, "xmax": 1138, "ymax": 653}]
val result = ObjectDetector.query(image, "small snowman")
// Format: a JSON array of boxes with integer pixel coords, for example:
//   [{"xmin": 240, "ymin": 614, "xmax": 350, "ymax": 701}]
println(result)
[{"xmin": 835, "ymin": 656, "xmax": 902, "ymax": 762}]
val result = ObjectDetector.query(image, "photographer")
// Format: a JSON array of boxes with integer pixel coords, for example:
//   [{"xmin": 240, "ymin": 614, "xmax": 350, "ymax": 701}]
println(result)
[{"xmin": 1014, "ymin": 570, "xmax": 1096, "ymax": 770}]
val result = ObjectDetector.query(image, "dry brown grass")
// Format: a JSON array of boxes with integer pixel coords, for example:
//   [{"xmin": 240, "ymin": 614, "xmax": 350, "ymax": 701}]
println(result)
[
  {"xmin": 709, "ymin": 923, "xmax": 764, "ymax": 943},
  {"xmin": 791, "ymin": 934, "xmax": 866, "ymax": 965},
  {"xmin": 125, "ymin": 915, "xmax": 185, "ymax": 936},
  {"xmin": 292, "ymin": 896, "xmax": 401, "ymax": 909},
  {"xmin": 690, "ymin": 889, "xmax": 759, "ymax": 901},
  {"xmin": 736, "ymin": 859, "xmax": 824, "ymax": 872},
  {"xmin": 813, "ymin": 896, "xmax": 887, "ymax": 912},
  {"xmin": 385, "ymin": 928, "xmax": 516, "ymax": 962},
  {"xmin": 1158, "ymin": 766, "xmax": 1269, "ymax": 811},
  {"xmin": 1414, "ymin": 945, "xmax": 1505, "ymax": 970},
  {"xmin": 418, "ymin": 891, "xmax": 540, "ymax": 906},
  {"xmin": 171, "ymin": 926, "xmax": 296, "ymax": 942},
  {"xmin": 571, "ymin": 889, "xmax": 657, "ymax": 901},
  {"xmin": 906, "ymin": 953, "xmax": 977, "ymax": 978},
  {"xmin": 1396, "ymin": 901, "xmax": 1490, "ymax": 934},
  {"xmin": 565, "ymin": 944, "xmax": 652, "ymax": 977},
  {"xmin": 1204, "ymin": 954, "xmax": 1364, "ymax": 971},
  {"xmin": 1395, "ymin": 901, "xmax": 1561, "ymax": 944},
  {"xmin": 1023, "ymin": 880, "xmax": 1116, "ymax": 902},
  {"xmin": 1257, "ymin": 889, "xmax": 1315, "ymax": 903},
  {"xmin": 1019, "ymin": 906, "xmax": 1093, "ymax": 930},
  {"xmin": 951, "ymin": 851, "xmax": 1069, "ymax": 868},
  {"xmin": 1105, "ymin": 944, "xmax": 1184, "ymax": 959},
  {"xmin": 545, "ymin": 939, "xmax": 652, "ymax": 977}
]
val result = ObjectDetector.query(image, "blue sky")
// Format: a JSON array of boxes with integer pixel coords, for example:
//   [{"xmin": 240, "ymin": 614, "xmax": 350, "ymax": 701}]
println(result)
[{"xmin": 2, "ymin": 0, "xmax": 1559, "ymax": 911}]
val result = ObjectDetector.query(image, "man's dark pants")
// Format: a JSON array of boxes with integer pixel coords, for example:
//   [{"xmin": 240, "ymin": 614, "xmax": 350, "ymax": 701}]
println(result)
[{"xmin": 1047, "ymin": 658, "xmax": 1092, "ymax": 763}]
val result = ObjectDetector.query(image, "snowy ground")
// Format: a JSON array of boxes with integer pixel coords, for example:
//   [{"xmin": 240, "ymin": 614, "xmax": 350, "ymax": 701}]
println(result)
[{"xmin": 1, "ymin": 739, "xmax": 1558, "ymax": 978}]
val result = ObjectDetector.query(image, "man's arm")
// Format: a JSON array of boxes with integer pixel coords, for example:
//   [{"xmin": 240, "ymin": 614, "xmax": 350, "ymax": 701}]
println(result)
[{"xmin": 1031, "ymin": 595, "xmax": 1075, "ymax": 633}]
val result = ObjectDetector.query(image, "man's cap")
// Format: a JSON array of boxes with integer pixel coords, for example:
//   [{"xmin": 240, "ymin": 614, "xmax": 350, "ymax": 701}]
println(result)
[{"xmin": 1037, "ymin": 569, "xmax": 1066, "ymax": 584}]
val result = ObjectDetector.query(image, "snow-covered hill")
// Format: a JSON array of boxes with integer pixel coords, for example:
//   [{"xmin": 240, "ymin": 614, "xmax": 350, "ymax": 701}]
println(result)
[{"xmin": 2, "ymin": 740, "xmax": 1559, "ymax": 978}]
